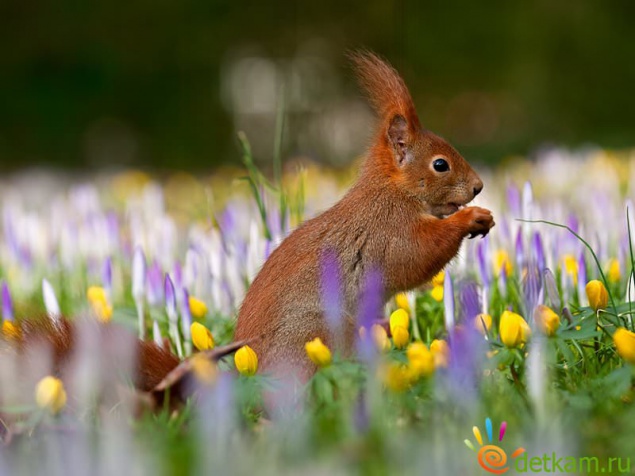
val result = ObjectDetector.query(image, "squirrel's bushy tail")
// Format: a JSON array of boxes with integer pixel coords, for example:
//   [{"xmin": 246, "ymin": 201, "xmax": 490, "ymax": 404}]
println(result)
[{"xmin": 349, "ymin": 50, "xmax": 420, "ymax": 129}]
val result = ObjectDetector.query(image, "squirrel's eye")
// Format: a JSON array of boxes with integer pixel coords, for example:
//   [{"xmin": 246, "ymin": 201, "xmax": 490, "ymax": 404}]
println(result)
[{"xmin": 433, "ymin": 158, "xmax": 449, "ymax": 172}]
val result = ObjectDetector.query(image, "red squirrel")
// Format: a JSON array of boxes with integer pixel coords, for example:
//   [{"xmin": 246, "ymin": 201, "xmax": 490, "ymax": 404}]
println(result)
[{"xmin": 235, "ymin": 51, "xmax": 494, "ymax": 379}]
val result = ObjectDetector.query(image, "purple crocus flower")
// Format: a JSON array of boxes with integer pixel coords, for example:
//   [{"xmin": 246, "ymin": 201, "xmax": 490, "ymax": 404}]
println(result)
[
  {"xmin": 356, "ymin": 268, "xmax": 383, "ymax": 364},
  {"xmin": 523, "ymin": 265, "xmax": 542, "ymax": 318},
  {"xmin": 180, "ymin": 288, "xmax": 193, "ymax": 354},
  {"xmin": 476, "ymin": 239, "xmax": 491, "ymax": 289},
  {"xmin": 543, "ymin": 269, "xmax": 561, "ymax": 311},
  {"xmin": 1, "ymin": 281, "xmax": 14, "ymax": 321},
  {"xmin": 102, "ymin": 257, "xmax": 112, "ymax": 294},
  {"xmin": 320, "ymin": 248, "xmax": 342, "ymax": 337},
  {"xmin": 507, "ymin": 183, "xmax": 521, "ymax": 217},
  {"xmin": 531, "ymin": 232, "xmax": 546, "ymax": 272},
  {"xmin": 165, "ymin": 274, "xmax": 183, "ymax": 357},
  {"xmin": 515, "ymin": 228, "xmax": 525, "ymax": 272},
  {"xmin": 459, "ymin": 280, "xmax": 481, "ymax": 323},
  {"xmin": 442, "ymin": 325, "xmax": 485, "ymax": 410},
  {"xmin": 132, "ymin": 246, "xmax": 146, "ymax": 301},
  {"xmin": 146, "ymin": 261, "xmax": 164, "ymax": 306}
]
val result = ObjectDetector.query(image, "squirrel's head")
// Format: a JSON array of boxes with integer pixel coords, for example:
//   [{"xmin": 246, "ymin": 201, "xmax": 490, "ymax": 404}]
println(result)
[
  {"xmin": 351, "ymin": 50, "xmax": 483, "ymax": 218},
  {"xmin": 386, "ymin": 117, "xmax": 483, "ymax": 218}
]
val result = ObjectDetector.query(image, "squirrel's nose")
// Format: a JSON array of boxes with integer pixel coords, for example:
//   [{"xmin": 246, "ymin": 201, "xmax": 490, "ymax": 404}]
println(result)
[{"xmin": 473, "ymin": 182, "xmax": 483, "ymax": 197}]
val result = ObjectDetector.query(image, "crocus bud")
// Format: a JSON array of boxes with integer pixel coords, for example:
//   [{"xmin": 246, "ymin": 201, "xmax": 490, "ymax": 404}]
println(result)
[
  {"xmin": 191, "ymin": 322, "xmax": 215, "ymax": 351},
  {"xmin": 474, "ymin": 313, "xmax": 493, "ymax": 335},
  {"xmin": 389, "ymin": 309, "xmax": 409, "ymax": 335},
  {"xmin": 392, "ymin": 326, "xmax": 410, "ymax": 349},
  {"xmin": 430, "ymin": 339, "xmax": 450, "ymax": 368},
  {"xmin": 608, "ymin": 259, "xmax": 620, "ymax": 283},
  {"xmin": 613, "ymin": 328, "xmax": 635, "ymax": 364},
  {"xmin": 188, "ymin": 296, "xmax": 208, "ymax": 319},
  {"xmin": 406, "ymin": 341, "xmax": 435, "ymax": 378},
  {"xmin": 35, "ymin": 376, "xmax": 67, "ymax": 415},
  {"xmin": 586, "ymin": 280, "xmax": 608, "ymax": 311},
  {"xmin": 395, "ymin": 293, "xmax": 410, "ymax": 312},
  {"xmin": 533, "ymin": 305, "xmax": 560, "ymax": 337},
  {"xmin": 499, "ymin": 310, "xmax": 530, "ymax": 348},
  {"xmin": 305, "ymin": 337, "xmax": 332, "ymax": 367},
  {"xmin": 234, "ymin": 345, "xmax": 258, "ymax": 376}
]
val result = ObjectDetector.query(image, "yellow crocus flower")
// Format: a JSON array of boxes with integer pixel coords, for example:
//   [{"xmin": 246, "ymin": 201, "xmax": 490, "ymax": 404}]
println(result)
[
  {"xmin": 585, "ymin": 280, "xmax": 609, "ymax": 311},
  {"xmin": 392, "ymin": 325, "xmax": 410, "ymax": 349},
  {"xmin": 87, "ymin": 286, "xmax": 112, "ymax": 323},
  {"xmin": 614, "ymin": 328, "xmax": 635, "ymax": 364},
  {"xmin": 234, "ymin": 345, "xmax": 258, "ymax": 376},
  {"xmin": 499, "ymin": 310, "xmax": 530, "ymax": 348},
  {"xmin": 607, "ymin": 259, "xmax": 621, "ymax": 283},
  {"xmin": 189, "ymin": 296, "xmax": 208, "ymax": 319},
  {"xmin": 191, "ymin": 322, "xmax": 215, "ymax": 351},
  {"xmin": 395, "ymin": 293, "xmax": 410, "ymax": 312},
  {"xmin": 35, "ymin": 376, "xmax": 67, "ymax": 415},
  {"xmin": 430, "ymin": 285, "xmax": 444, "ymax": 302},
  {"xmin": 389, "ymin": 308, "xmax": 409, "ymax": 334},
  {"xmin": 562, "ymin": 254, "xmax": 579, "ymax": 285},
  {"xmin": 534, "ymin": 305, "xmax": 560, "ymax": 336},
  {"xmin": 305, "ymin": 337, "xmax": 332, "ymax": 367},
  {"xmin": 381, "ymin": 362, "xmax": 414, "ymax": 392},
  {"xmin": 494, "ymin": 250, "xmax": 513, "ymax": 277}
]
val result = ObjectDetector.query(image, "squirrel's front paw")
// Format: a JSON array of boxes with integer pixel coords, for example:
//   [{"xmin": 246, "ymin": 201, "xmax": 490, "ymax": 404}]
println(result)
[{"xmin": 455, "ymin": 206, "xmax": 495, "ymax": 239}]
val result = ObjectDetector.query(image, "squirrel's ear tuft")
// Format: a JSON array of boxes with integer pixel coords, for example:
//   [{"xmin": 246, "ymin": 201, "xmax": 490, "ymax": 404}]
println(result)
[
  {"xmin": 388, "ymin": 114, "xmax": 414, "ymax": 166},
  {"xmin": 348, "ymin": 50, "xmax": 421, "ymax": 130}
]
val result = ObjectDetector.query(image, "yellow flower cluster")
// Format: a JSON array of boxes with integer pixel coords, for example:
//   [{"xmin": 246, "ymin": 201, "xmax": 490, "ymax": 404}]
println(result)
[
  {"xmin": 87, "ymin": 286, "xmax": 112, "ymax": 323},
  {"xmin": 382, "ymin": 339, "xmax": 449, "ymax": 392}
]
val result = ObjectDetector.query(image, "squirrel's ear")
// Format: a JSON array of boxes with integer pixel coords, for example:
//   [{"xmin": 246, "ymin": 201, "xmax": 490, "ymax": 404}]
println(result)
[{"xmin": 388, "ymin": 114, "xmax": 414, "ymax": 166}]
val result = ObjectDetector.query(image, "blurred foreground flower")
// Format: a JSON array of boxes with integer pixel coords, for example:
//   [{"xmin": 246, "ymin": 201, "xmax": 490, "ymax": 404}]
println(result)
[
  {"xmin": 381, "ymin": 362, "xmax": 413, "ymax": 392},
  {"xmin": 533, "ymin": 305, "xmax": 560, "ymax": 336},
  {"xmin": 499, "ymin": 310, "xmax": 530, "ymax": 348},
  {"xmin": 586, "ymin": 280, "xmax": 608, "ymax": 311},
  {"xmin": 613, "ymin": 328, "xmax": 635, "ymax": 364},
  {"xmin": 2, "ymin": 320, "xmax": 21, "ymax": 340},
  {"xmin": 191, "ymin": 322, "xmax": 215, "ymax": 351},
  {"xmin": 87, "ymin": 286, "xmax": 113, "ymax": 322},
  {"xmin": 430, "ymin": 339, "xmax": 449, "ymax": 368},
  {"xmin": 371, "ymin": 324, "xmax": 390, "ymax": 352},
  {"xmin": 35, "ymin": 376, "xmax": 67, "ymax": 415},
  {"xmin": 406, "ymin": 341, "xmax": 434, "ymax": 378},
  {"xmin": 189, "ymin": 296, "xmax": 208, "ymax": 319},
  {"xmin": 235, "ymin": 345, "xmax": 258, "ymax": 376},
  {"xmin": 305, "ymin": 337, "xmax": 332, "ymax": 367},
  {"xmin": 190, "ymin": 353, "xmax": 218, "ymax": 384}
]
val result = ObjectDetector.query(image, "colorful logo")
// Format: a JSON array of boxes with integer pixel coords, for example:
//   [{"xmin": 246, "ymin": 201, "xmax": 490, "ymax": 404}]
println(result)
[{"xmin": 465, "ymin": 418, "xmax": 526, "ymax": 474}]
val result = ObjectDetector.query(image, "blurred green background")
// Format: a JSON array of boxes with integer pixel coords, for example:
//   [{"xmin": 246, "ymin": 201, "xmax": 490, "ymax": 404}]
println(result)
[{"xmin": 1, "ymin": 0, "xmax": 634, "ymax": 171}]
